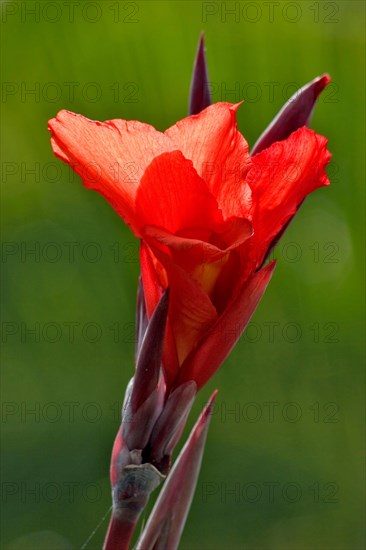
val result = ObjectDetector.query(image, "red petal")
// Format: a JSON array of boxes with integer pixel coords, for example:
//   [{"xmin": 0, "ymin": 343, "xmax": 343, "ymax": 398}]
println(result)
[
  {"xmin": 143, "ymin": 217, "xmax": 252, "ymax": 297},
  {"xmin": 139, "ymin": 241, "xmax": 165, "ymax": 318},
  {"xmin": 165, "ymin": 102, "xmax": 252, "ymax": 219},
  {"xmin": 177, "ymin": 261, "xmax": 276, "ymax": 389},
  {"xmin": 48, "ymin": 110, "xmax": 177, "ymax": 235},
  {"xmin": 247, "ymin": 127, "xmax": 331, "ymax": 266},
  {"xmin": 141, "ymin": 218, "xmax": 252, "ymax": 387},
  {"xmin": 146, "ymin": 240, "xmax": 218, "ymax": 368},
  {"xmin": 135, "ymin": 151, "xmax": 222, "ymax": 235}
]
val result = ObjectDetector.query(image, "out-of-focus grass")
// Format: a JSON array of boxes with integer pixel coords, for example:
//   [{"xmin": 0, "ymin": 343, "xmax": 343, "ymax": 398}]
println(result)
[{"xmin": 1, "ymin": 1, "xmax": 364, "ymax": 548}]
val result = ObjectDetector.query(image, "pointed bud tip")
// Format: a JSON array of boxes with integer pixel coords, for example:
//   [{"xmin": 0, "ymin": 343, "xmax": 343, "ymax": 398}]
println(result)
[
  {"xmin": 191, "ymin": 390, "xmax": 218, "ymax": 443},
  {"xmin": 189, "ymin": 33, "xmax": 211, "ymax": 115},
  {"xmin": 315, "ymin": 73, "xmax": 331, "ymax": 94},
  {"xmin": 193, "ymin": 390, "xmax": 218, "ymax": 438},
  {"xmin": 135, "ymin": 277, "xmax": 148, "ymax": 360},
  {"xmin": 132, "ymin": 289, "xmax": 170, "ymax": 412},
  {"xmin": 203, "ymin": 389, "xmax": 218, "ymax": 420}
]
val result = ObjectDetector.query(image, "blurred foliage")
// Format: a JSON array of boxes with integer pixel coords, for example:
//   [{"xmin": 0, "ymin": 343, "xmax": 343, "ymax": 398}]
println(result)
[{"xmin": 1, "ymin": 1, "xmax": 365, "ymax": 548}]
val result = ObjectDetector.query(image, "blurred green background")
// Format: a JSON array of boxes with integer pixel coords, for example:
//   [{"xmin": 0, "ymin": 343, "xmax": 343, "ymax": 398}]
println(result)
[{"xmin": 1, "ymin": 1, "xmax": 365, "ymax": 548}]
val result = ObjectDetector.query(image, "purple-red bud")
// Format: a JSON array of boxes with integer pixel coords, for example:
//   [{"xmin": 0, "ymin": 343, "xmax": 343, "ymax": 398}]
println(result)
[
  {"xmin": 131, "ymin": 289, "xmax": 169, "ymax": 413},
  {"xmin": 189, "ymin": 32, "xmax": 212, "ymax": 115},
  {"xmin": 135, "ymin": 277, "xmax": 148, "ymax": 361},
  {"xmin": 251, "ymin": 74, "xmax": 331, "ymax": 155},
  {"xmin": 122, "ymin": 371, "xmax": 165, "ymax": 451},
  {"xmin": 146, "ymin": 381, "xmax": 197, "ymax": 474}
]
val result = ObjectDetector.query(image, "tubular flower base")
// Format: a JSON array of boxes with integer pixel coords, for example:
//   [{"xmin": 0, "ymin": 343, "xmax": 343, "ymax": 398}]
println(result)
[{"xmin": 49, "ymin": 34, "xmax": 332, "ymax": 549}]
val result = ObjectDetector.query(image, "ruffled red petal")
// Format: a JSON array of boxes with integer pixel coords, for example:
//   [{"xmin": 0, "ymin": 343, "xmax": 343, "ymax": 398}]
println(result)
[
  {"xmin": 143, "ymin": 217, "xmax": 252, "ymax": 292},
  {"xmin": 247, "ymin": 127, "xmax": 331, "ymax": 267},
  {"xmin": 49, "ymin": 110, "xmax": 177, "ymax": 235},
  {"xmin": 135, "ymin": 151, "xmax": 223, "ymax": 235},
  {"xmin": 165, "ymin": 102, "xmax": 252, "ymax": 219}
]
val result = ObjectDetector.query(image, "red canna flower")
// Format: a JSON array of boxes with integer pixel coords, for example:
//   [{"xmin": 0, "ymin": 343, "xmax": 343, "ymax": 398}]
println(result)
[
  {"xmin": 49, "ymin": 34, "xmax": 333, "ymax": 550},
  {"xmin": 49, "ymin": 101, "xmax": 330, "ymax": 392}
]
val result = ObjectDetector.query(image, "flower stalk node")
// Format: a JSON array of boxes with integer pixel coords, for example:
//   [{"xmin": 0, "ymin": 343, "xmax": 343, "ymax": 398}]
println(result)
[{"xmin": 112, "ymin": 463, "xmax": 165, "ymax": 521}]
